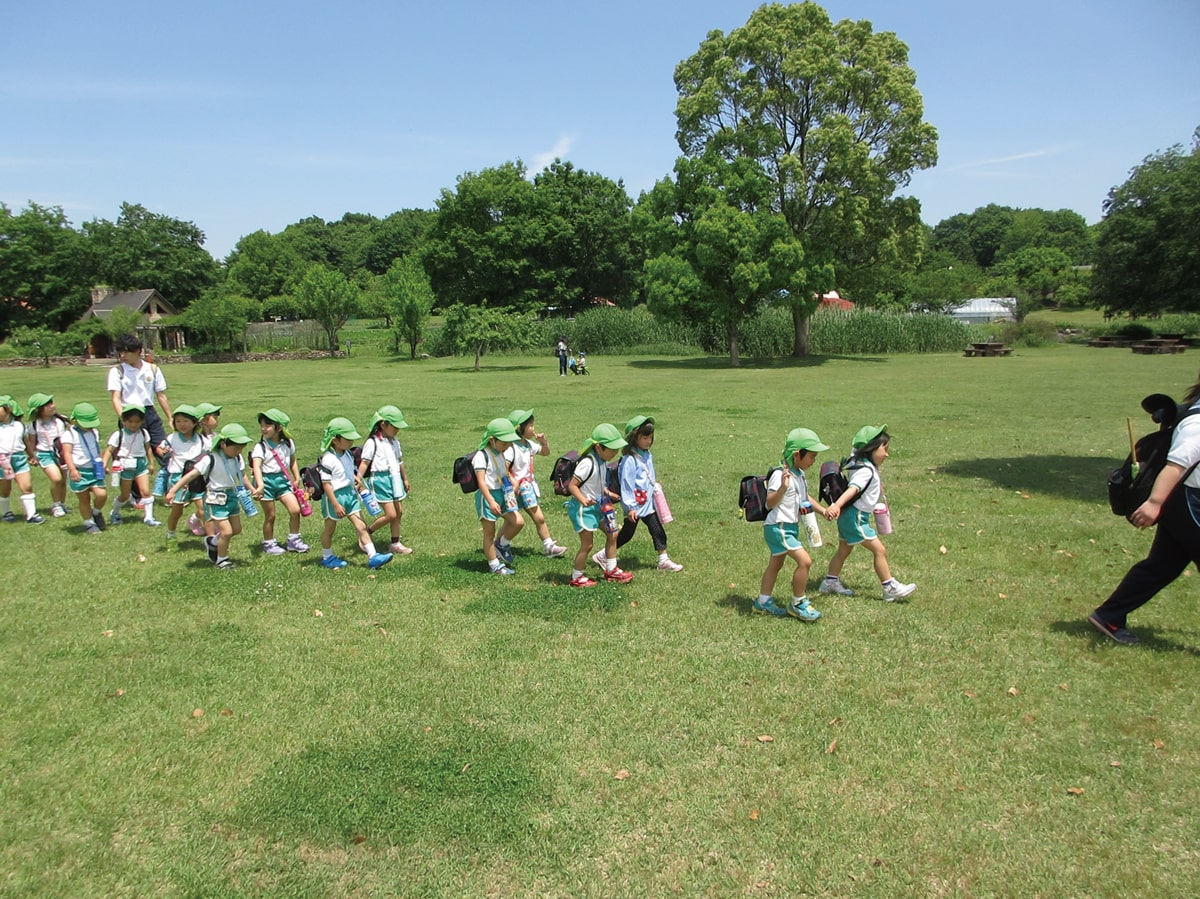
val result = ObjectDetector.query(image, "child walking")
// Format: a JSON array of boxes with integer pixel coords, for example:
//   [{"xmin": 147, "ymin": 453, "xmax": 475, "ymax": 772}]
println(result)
[
  {"xmin": 567, "ymin": 423, "xmax": 633, "ymax": 587},
  {"xmin": 162, "ymin": 405, "xmax": 207, "ymax": 548},
  {"xmin": 502, "ymin": 409, "xmax": 567, "ymax": 559},
  {"xmin": 25, "ymin": 393, "xmax": 70, "ymax": 518},
  {"xmin": 357, "ymin": 405, "xmax": 412, "ymax": 555},
  {"xmin": 165, "ymin": 422, "xmax": 255, "ymax": 569},
  {"xmin": 755, "ymin": 428, "xmax": 831, "ymax": 620},
  {"xmin": 59, "ymin": 402, "xmax": 108, "ymax": 534},
  {"xmin": 821, "ymin": 425, "xmax": 916, "ymax": 601},
  {"xmin": 250, "ymin": 408, "xmax": 310, "ymax": 555},
  {"xmin": 187, "ymin": 402, "xmax": 222, "ymax": 537},
  {"xmin": 471, "ymin": 418, "xmax": 525, "ymax": 575},
  {"xmin": 316, "ymin": 417, "xmax": 392, "ymax": 570},
  {"xmin": 0, "ymin": 395, "xmax": 43, "ymax": 523},
  {"xmin": 615, "ymin": 415, "xmax": 682, "ymax": 571},
  {"xmin": 102, "ymin": 405, "xmax": 161, "ymax": 526}
]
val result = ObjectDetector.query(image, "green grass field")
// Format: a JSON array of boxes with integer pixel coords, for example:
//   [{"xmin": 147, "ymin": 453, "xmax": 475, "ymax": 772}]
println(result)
[{"xmin": 2, "ymin": 346, "xmax": 1198, "ymax": 897}]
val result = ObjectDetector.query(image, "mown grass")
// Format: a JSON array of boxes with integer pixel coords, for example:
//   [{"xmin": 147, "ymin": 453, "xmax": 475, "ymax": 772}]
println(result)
[{"xmin": 2, "ymin": 346, "xmax": 1199, "ymax": 897}]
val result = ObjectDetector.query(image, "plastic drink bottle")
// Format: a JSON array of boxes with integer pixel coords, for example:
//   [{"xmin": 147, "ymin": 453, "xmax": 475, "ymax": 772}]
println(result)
[
  {"xmin": 236, "ymin": 485, "xmax": 259, "ymax": 517},
  {"xmin": 110, "ymin": 459, "xmax": 123, "ymax": 487},
  {"xmin": 295, "ymin": 486, "xmax": 312, "ymax": 517},
  {"xmin": 152, "ymin": 467, "xmax": 169, "ymax": 497},
  {"xmin": 652, "ymin": 482, "xmax": 673, "ymax": 523},
  {"xmin": 800, "ymin": 501, "xmax": 823, "ymax": 547},
  {"xmin": 873, "ymin": 502, "xmax": 893, "ymax": 535},
  {"xmin": 600, "ymin": 497, "xmax": 619, "ymax": 534},
  {"xmin": 360, "ymin": 488, "xmax": 383, "ymax": 516},
  {"xmin": 500, "ymin": 476, "xmax": 518, "ymax": 513}
]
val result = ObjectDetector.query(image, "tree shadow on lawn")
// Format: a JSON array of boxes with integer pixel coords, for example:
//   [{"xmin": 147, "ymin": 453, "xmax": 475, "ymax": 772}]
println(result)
[
  {"xmin": 1051, "ymin": 619, "xmax": 1200, "ymax": 656},
  {"xmin": 445, "ymin": 363, "xmax": 546, "ymax": 374},
  {"xmin": 628, "ymin": 355, "xmax": 888, "ymax": 371},
  {"xmin": 939, "ymin": 455, "xmax": 1115, "ymax": 503}
]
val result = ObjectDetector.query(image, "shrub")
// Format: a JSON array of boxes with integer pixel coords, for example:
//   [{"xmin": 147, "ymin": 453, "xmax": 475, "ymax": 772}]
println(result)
[{"xmin": 997, "ymin": 318, "xmax": 1059, "ymax": 347}]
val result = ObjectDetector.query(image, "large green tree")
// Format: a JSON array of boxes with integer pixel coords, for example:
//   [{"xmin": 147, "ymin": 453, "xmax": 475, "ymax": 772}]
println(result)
[
  {"xmin": 1092, "ymin": 131, "xmax": 1200, "ymax": 316},
  {"xmin": 83, "ymin": 203, "xmax": 219, "ymax": 308},
  {"xmin": 0, "ymin": 202, "xmax": 91, "ymax": 337},
  {"xmin": 673, "ymin": 1, "xmax": 937, "ymax": 355},
  {"xmin": 294, "ymin": 264, "xmax": 360, "ymax": 354},
  {"xmin": 224, "ymin": 230, "xmax": 302, "ymax": 302},
  {"xmin": 381, "ymin": 256, "xmax": 434, "ymax": 358}
]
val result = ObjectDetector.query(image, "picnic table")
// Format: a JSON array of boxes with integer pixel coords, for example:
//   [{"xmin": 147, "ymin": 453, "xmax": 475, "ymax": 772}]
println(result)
[
  {"xmin": 1131, "ymin": 338, "xmax": 1187, "ymax": 355},
  {"xmin": 963, "ymin": 341, "xmax": 1012, "ymax": 357}
]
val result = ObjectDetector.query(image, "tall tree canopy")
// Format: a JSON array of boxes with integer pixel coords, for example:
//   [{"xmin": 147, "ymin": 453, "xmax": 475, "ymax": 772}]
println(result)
[
  {"xmin": 0, "ymin": 202, "xmax": 90, "ymax": 337},
  {"xmin": 673, "ymin": 1, "xmax": 937, "ymax": 354},
  {"xmin": 1092, "ymin": 130, "xmax": 1200, "ymax": 316}
]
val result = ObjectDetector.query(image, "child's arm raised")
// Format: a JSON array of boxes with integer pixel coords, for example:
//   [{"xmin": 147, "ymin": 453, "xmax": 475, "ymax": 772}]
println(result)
[{"xmin": 765, "ymin": 469, "xmax": 789, "ymax": 510}]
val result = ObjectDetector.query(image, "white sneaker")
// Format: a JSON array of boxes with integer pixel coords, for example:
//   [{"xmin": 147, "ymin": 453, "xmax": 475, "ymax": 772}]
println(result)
[
  {"xmin": 51, "ymin": 503, "xmax": 67, "ymax": 518},
  {"xmin": 882, "ymin": 580, "xmax": 916, "ymax": 602},
  {"xmin": 591, "ymin": 549, "xmax": 608, "ymax": 569},
  {"xmin": 390, "ymin": 541, "xmax": 414, "ymax": 555},
  {"xmin": 262, "ymin": 540, "xmax": 285, "ymax": 556},
  {"xmin": 657, "ymin": 558, "xmax": 683, "ymax": 571},
  {"xmin": 545, "ymin": 542, "xmax": 568, "ymax": 558},
  {"xmin": 819, "ymin": 578, "xmax": 855, "ymax": 596}
]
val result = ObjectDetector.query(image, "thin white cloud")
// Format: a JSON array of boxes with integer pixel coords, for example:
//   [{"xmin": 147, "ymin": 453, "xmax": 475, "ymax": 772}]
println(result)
[
  {"xmin": 529, "ymin": 135, "xmax": 574, "ymax": 176},
  {"xmin": 952, "ymin": 146, "xmax": 1068, "ymax": 172}
]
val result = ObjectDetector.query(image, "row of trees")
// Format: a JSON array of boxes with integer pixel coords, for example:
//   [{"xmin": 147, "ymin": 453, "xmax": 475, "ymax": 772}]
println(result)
[{"xmin": 3, "ymin": 2, "xmax": 1196, "ymax": 364}]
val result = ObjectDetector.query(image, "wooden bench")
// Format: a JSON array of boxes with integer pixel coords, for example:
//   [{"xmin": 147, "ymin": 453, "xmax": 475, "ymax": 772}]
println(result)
[
  {"xmin": 964, "ymin": 343, "xmax": 1012, "ymax": 357},
  {"xmin": 1131, "ymin": 341, "xmax": 1186, "ymax": 355}
]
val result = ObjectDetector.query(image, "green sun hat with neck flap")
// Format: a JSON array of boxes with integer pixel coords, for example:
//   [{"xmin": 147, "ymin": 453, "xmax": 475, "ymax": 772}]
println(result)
[
  {"xmin": 371, "ymin": 405, "xmax": 408, "ymax": 430},
  {"xmin": 479, "ymin": 417, "xmax": 520, "ymax": 449},
  {"xmin": 71, "ymin": 402, "xmax": 101, "ymax": 429},
  {"xmin": 783, "ymin": 427, "xmax": 829, "ymax": 461},
  {"xmin": 322, "ymin": 417, "xmax": 362, "ymax": 451},
  {"xmin": 582, "ymin": 423, "xmax": 627, "ymax": 455},
  {"xmin": 852, "ymin": 424, "xmax": 888, "ymax": 450},
  {"xmin": 218, "ymin": 423, "xmax": 253, "ymax": 445},
  {"xmin": 194, "ymin": 403, "xmax": 222, "ymax": 418},
  {"xmin": 173, "ymin": 404, "xmax": 200, "ymax": 422},
  {"xmin": 27, "ymin": 393, "xmax": 54, "ymax": 413},
  {"xmin": 506, "ymin": 409, "xmax": 534, "ymax": 429},
  {"xmin": 258, "ymin": 408, "xmax": 292, "ymax": 438},
  {"xmin": 120, "ymin": 403, "xmax": 146, "ymax": 418},
  {"xmin": 0, "ymin": 395, "xmax": 24, "ymax": 417},
  {"xmin": 624, "ymin": 415, "xmax": 654, "ymax": 436}
]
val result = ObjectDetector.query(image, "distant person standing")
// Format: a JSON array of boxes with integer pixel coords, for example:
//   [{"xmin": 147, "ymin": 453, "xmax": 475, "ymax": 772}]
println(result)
[
  {"xmin": 556, "ymin": 338, "xmax": 569, "ymax": 376},
  {"xmin": 107, "ymin": 334, "xmax": 172, "ymax": 459}
]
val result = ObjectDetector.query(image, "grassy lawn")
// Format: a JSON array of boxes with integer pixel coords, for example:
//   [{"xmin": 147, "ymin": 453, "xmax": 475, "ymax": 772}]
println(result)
[{"xmin": 2, "ymin": 346, "xmax": 1198, "ymax": 897}]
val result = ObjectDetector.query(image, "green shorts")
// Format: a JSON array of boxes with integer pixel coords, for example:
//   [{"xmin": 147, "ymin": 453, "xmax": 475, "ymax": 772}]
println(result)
[
  {"xmin": 565, "ymin": 498, "xmax": 602, "ymax": 533},
  {"xmin": 204, "ymin": 488, "xmax": 240, "ymax": 522},
  {"xmin": 763, "ymin": 521, "xmax": 804, "ymax": 555},
  {"xmin": 3, "ymin": 451, "xmax": 30, "ymax": 476},
  {"xmin": 369, "ymin": 471, "xmax": 406, "ymax": 502},
  {"xmin": 69, "ymin": 469, "xmax": 103, "ymax": 493},
  {"xmin": 120, "ymin": 458, "xmax": 149, "ymax": 480},
  {"xmin": 36, "ymin": 450, "xmax": 61, "ymax": 469},
  {"xmin": 836, "ymin": 508, "xmax": 877, "ymax": 545},
  {"xmin": 321, "ymin": 485, "xmax": 361, "ymax": 520},
  {"xmin": 260, "ymin": 472, "xmax": 294, "ymax": 502}
]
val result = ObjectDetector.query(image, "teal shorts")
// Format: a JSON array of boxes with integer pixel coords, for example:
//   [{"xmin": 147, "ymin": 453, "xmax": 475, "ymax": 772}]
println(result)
[
  {"xmin": 69, "ymin": 469, "xmax": 103, "ymax": 493},
  {"xmin": 565, "ymin": 498, "xmax": 602, "ymax": 533},
  {"xmin": 120, "ymin": 458, "xmax": 149, "ymax": 480},
  {"xmin": 203, "ymin": 488, "xmax": 240, "ymax": 522},
  {"xmin": 4, "ymin": 451, "xmax": 30, "ymax": 476},
  {"xmin": 36, "ymin": 450, "xmax": 61, "ymax": 469},
  {"xmin": 763, "ymin": 521, "xmax": 804, "ymax": 555},
  {"xmin": 260, "ymin": 472, "xmax": 294, "ymax": 502},
  {"xmin": 836, "ymin": 508, "xmax": 877, "ymax": 546},
  {"xmin": 369, "ymin": 471, "xmax": 406, "ymax": 502},
  {"xmin": 321, "ymin": 485, "xmax": 361, "ymax": 520},
  {"xmin": 167, "ymin": 472, "xmax": 203, "ymax": 505},
  {"xmin": 474, "ymin": 487, "xmax": 509, "ymax": 522}
]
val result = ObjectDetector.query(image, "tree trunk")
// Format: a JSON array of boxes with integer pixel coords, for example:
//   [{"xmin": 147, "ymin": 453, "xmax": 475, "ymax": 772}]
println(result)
[
  {"xmin": 727, "ymin": 318, "xmax": 740, "ymax": 368},
  {"xmin": 474, "ymin": 342, "xmax": 484, "ymax": 371},
  {"xmin": 791, "ymin": 305, "xmax": 811, "ymax": 357}
]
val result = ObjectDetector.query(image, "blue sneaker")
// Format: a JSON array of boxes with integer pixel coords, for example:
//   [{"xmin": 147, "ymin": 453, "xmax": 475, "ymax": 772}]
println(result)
[
  {"xmin": 787, "ymin": 598, "xmax": 821, "ymax": 622},
  {"xmin": 367, "ymin": 552, "xmax": 393, "ymax": 570},
  {"xmin": 319, "ymin": 555, "xmax": 348, "ymax": 569},
  {"xmin": 109, "ymin": 507, "xmax": 122, "ymax": 525},
  {"xmin": 495, "ymin": 543, "xmax": 515, "ymax": 565},
  {"xmin": 491, "ymin": 563, "xmax": 516, "ymax": 576},
  {"xmin": 752, "ymin": 596, "xmax": 788, "ymax": 617}
]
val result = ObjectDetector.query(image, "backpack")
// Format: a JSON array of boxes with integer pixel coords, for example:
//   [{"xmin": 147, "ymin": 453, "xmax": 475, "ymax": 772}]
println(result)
[
  {"xmin": 182, "ymin": 453, "xmax": 213, "ymax": 493},
  {"xmin": 1107, "ymin": 397, "xmax": 1200, "ymax": 519},
  {"xmin": 298, "ymin": 464, "xmax": 325, "ymax": 502},
  {"xmin": 819, "ymin": 459, "xmax": 873, "ymax": 506},
  {"xmin": 738, "ymin": 470, "xmax": 776, "ymax": 522},
  {"xmin": 551, "ymin": 451, "xmax": 580, "ymax": 496},
  {"xmin": 452, "ymin": 454, "xmax": 479, "ymax": 493}
]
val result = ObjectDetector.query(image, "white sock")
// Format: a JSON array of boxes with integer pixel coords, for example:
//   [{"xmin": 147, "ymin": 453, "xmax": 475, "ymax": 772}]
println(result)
[
  {"xmin": 0, "ymin": 497, "xmax": 9, "ymax": 515},
  {"xmin": 758, "ymin": 594, "xmax": 773, "ymax": 603},
  {"xmin": 497, "ymin": 537, "xmax": 511, "ymax": 549},
  {"xmin": 490, "ymin": 558, "xmax": 504, "ymax": 571},
  {"xmin": 543, "ymin": 537, "xmax": 555, "ymax": 550},
  {"xmin": 364, "ymin": 539, "xmax": 377, "ymax": 556},
  {"xmin": 572, "ymin": 569, "xmax": 585, "ymax": 580},
  {"xmin": 605, "ymin": 556, "xmax": 616, "ymax": 572},
  {"xmin": 658, "ymin": 552, "xmax": 669, "ymax": 563},
  {"xmin": 21, "ymin": 493, "xmax": 37, "ymax": 518},
  {"xmin": 322, "ymin": 547, "xmax": 334, "ymax": 560},
  {"xmin": 143, "ymin": 501, "xmax": 155, "ymax": 521}
]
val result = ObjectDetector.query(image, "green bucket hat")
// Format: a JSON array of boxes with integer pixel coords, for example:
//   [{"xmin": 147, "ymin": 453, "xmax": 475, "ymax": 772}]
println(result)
[
  {"xmin": 783, "ymin": 427, "xmax": 829, "ymax": 460},
  {"xmin": 218, "ymin": 423, "xmax": 253, "ymax": 445},
  {"xmin": 120, "ymin": 403, "xmax": 146, "ymax": 418},
  {"xmin": 0, "ymin": 395, "xmax": 23, "ymax": 416},
  {"xmin": 258, "ymin": 408, "xmax": 292, "ymax": 439},
  {"xmin": 371, "ymin": 405, "xmax": 409, "ymax": 430},
  {"xmin": 624, "ymin": 415, "xmax": 654, "ymax": 437},
  {"xmin": 194, "ymin": 403, "xmax": 222, "ymax": 417},
  {"xmin": 479, "ymin": 417, "xmax": 520, "ymax": 449},
  {"xmin": 71, "ymin": 402, "xmax": 100, "ymax": 429},
  {"xmin": 852, "ymin": 424, "xmax": 888, "ymax": 450},
  {"xmin": 582, "ymin": 423, "xmax": 627, "ymax": 455},
  {"xmin": 172, "ymin": 404, "xmax": 200, "ymax": 422},
  {"xmin": 27, "ymin": 393, "xmax": 54, "ymax": 413},
  {"xmin": 506, "ymin": 409, "xmax": 534, "ymax": 429},
  {"xmin": 322, "ymin": 417, "xmax": 362, "ymax": 451}
]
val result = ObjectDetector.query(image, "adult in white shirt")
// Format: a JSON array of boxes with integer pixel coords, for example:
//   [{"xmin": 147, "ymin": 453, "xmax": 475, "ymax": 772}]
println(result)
[{"xmin": 106, "ymin": 333, "xmax": 171, "ymax": 458}]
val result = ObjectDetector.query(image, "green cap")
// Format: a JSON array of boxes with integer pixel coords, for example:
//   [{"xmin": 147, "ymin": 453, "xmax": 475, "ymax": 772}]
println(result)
[
  {"xmin": 71, "ymin": 402, "xmax": 100, "ymax": 429},
  {"xmin": 371, "ymin": 405, "xmax": 409, "ymax": 430},
  {"xmin": 784, "ymin": 427, "xmax": 829, "ymax": 458},
  {"xmin": 258, "ymin": 408, "xmax": 291, "ymax": 428},
  {"xmin": 479, "ymin": 417, "xmax": 520, "ymax": 449},
  {"xmin": 582, "ymin": 423, "xmax": 627, "ymax": 454},
  {"xmin": 852, "ymin": 424, "xmax": 888, "ymax": 450},
  {"xmin": 624, "ymin": 415, "xmax": 654, "ymax": 436},
  {"xmin": 0, "ymin": 395, "xmax": 23, "ymax": 416},
  {"xmin": 28, "ymin": 393, "xmax": 54, "ymax": 412},
  {"xmin": 173, "ymin": 404, "xmax": 200, "ymax": 422},
  {"xmin": 194, "ymin": 403, "xmax": 222, "ymax": 417},
  {"xmin": 120, "ymin": 403, "xmax": 146, "ymax": 417},
  {"xmin": 506, "ymin": 409, "xmax": 534, "ymax": 429},
  {"xmin": 218, "ymin": 423, "xmax": 253, "ymax": 445},
  {"xmin": 322, "ymin": 416, "xmax": 362, "ymax": 451}
]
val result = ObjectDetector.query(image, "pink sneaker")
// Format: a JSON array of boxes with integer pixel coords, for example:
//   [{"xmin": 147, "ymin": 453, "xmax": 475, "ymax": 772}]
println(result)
[
  {"xmin": 657, "ymin": 558, "xmax": 684, "ymax": 572},
  {"xmin": 390, "ymin": 541, "xmax": 414, "ymax": 555}
]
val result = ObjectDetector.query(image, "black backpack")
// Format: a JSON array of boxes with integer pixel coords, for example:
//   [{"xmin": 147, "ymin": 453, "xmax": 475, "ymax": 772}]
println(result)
[
  {"xmin": 181, "ymin": 453, "xmax": 214, "ymax": 493},
  {"xmin": 551, "ymin": 451, "xmax": 580, "ymax": 496},
  {"xmin": 298, "ymin": 464, "xmax": 324, "ymax": 501},
  {"xmin": 452, "ymin": 454, "xmax": 479, "ymax": 493},
  {"xmin": 1107, "ymin": 397, "xmax": 1200, "ymax": 519},
  {"xmin": 738, "ymin": 470, "xmax": 776, "ymax": 522},
  {"xmin": 819, "ymin": 459, "xmax": 873, "ymax": 506}
]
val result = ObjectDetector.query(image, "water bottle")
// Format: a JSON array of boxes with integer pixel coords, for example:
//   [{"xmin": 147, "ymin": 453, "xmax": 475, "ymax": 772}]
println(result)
[
  {"xmin": 500, "ymin": 476, "xmax": 518, "ymax": 513},
  {"xmin": 152, "ymin": 467, "xmax": 169, "ymax": 497},
  {"xmin": 652, "ymin": 482, "xmax": 673, "ymax": 523},
  {"xmin": 110, "ymin": 458, "xmax": 123, "ymax": 487},
  {"xmin": 873, "ymin": 502, "xmax": 893, "ymax": 535},
  {"xmin": 360, "ymin": 488, "xmax": 383, "ymax": 516},
  {"xmin": 295, "ymin": 486, "xmax": 312, "ymax": 518},
  {"xmin": 800, "ymin": 501, "xmax": 823, "ymax": 548},
  {"xmin": 91, "ymin": 459, "xmax": 105, "ymax": 481},
  {"xmin": 236, "ymin": 485, "xmax": 259, "ymax": 517},
  {"xmin": 600, "ymin": 497, "xmax": 619, "ymax": 534}
]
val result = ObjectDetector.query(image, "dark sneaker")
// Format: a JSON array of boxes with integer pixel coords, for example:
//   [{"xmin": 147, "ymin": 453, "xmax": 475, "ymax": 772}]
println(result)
[
  {"xmin": 92, "ymin": 510, "xmax": 106, "ymax": 531},
  {"xmin": 26, "ymin": 514, "xmax": 46, "ymax": 524},
  {"xmin": 495, "ymin": 543, "xmax": 515, "ymax": 565},
  {"xmin": 206, "ymin": 537, "xmax": 219, "ymax": 563},
  {"xmin": 1088, "ymin": 612, "xmax": 1139, "ymax": 645}
]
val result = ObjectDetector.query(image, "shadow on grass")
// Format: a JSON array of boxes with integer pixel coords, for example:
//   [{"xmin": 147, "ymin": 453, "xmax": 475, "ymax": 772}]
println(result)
[
  {"xmin": 628, "ymin": 355, "xmax": 888, "ymax": 371},
  {"xmin": 238, "ymin": 726, "xmax": 545, "ymax": 848},
  {"xmin": 1050, "ymin": 619, "xmax": 1200, "ymax": 656},
  {"xmin": 939, "ymin": 455, "xmax": 1115, "ymax": 503},
  {"xmin": 717, "ymin": 593, "xmax": 756, "ymax": 616}
]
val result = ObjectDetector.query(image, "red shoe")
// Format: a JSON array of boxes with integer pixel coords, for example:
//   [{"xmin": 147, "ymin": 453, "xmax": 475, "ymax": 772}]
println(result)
[
  {"xmin": 569, "ymin": 575, "xmax": 597, "ymax": 588},
  {"xmin": 604, "ymin": 567, "xmax": 634, "ymax": 583}
]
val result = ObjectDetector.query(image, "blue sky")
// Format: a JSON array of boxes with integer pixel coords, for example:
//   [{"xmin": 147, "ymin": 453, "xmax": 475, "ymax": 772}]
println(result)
[{"xmin": 3, "ymin": 0, "xmax": 1197, "ymax": 260}]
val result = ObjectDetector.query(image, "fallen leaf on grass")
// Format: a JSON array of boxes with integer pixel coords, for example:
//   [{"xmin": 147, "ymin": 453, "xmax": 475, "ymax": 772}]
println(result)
[
  {"xmin": 114, "ymin": 689, "xmax": 125, "ymax": 697},
  {"xmin": 1110, "ymin": 760, "xmax": 1122, "ymax": 768},
  {"xmin": 756, "ymin": 734, "xmax": 774, "ymax": 743},
  {"xmin": 1007, "ymin": 687, "xmax": 1020, "ymax": 696},
  {"xmin": 101, "ymin": 630, "xmax": 114, "ymax": 637},
  {"xmin": 220, "ymin": 708, "xmax": 232, "ymax": 716},
  {"xmin": 826, "ymin": 739, "xmax": 838, "ymax": 754},
  {"xmin": 749, "ymin": 809, "xmax": 760, "ymax": 820},
  {"xmin": 192, "ymin": 708, "xmax": 204, "ymax": 719},
  {"xmin": 998, "ymin": 593, "xmax": 1008, "ymax": 599},
  {"xmin": 1066, "ymin": 787, "xmax": 1085, "ymax": 795},
  {"xmin": 136, "ymin": 554, "xmax": 146, "ymax": 563},
  {"xmin": 352, "ymin": 835, "xmax": 367, "ymax": 844},
  {"xmin": 1153, "ymin": 739, "xmax": 1165, "ymax": 750},
  {"xmin": 827, "ymin": 717, "xmax": 843, "ymax": 726},
  {"xmin": 1057, "ymin": 683, "xmax": 1070, "ymax": 691},
  {"xmin": 614, "ymin": 769, "xmax": 631, "ymax": 780},
  {"xmin": 313, "ymin": 609, "xmax": 324, "ymax": 617},
  {"xmin": 939, "ymin": 545, "xmax": 948, "ymax": 554},
  {"xmin": 964, "ymin": 691, "xmax": 977, "ymax": 698}
]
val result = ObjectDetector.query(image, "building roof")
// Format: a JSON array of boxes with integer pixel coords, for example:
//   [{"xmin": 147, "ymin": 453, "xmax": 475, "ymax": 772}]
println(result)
[{"xmin": 78, "ymin": 289, "xmax": 179, "ymax": 322}]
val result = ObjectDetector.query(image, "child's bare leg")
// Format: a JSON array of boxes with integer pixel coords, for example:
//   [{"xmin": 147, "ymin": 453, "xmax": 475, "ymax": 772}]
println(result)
[
  {"xmin": 863, "ymin": 538, "xmax": 893, "ymax": 583},
  {"xmin": 498, "ymin": 510, "xmax": 524, "ymax": 543},
  {"xmin": 261, "ymin": 500, "xmax": 277, "ymax": 542},
  {"xmin": 367, "ymin": 502, "xmax": 397, "ymax": 536},
  {"xmin": 760, "ymin": 553, "xmax": 785, "ymax": 597},
  {"xmin": 481, "ymin": 518, "xmax": 498, "ymax": 561},
  {"xmin": 573, "ymin": 529, "xmax": 594, "ymax": 571},
  {"xmin": 789, "ymin": 547, "xmax": 813, "ymax": 598},
  {"xmin": 826, "ymin": 540, "xmax": 853, "ymax": 578},
  {"xmin": 321, "ymin": 517, "xmax": 338, "ymax": 550},
  {"xmin": 530, "ymin": 505, "xmax": 552, "ymax": 541}
]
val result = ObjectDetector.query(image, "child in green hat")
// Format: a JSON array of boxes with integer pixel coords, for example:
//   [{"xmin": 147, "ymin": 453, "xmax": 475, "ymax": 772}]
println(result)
[
  {"xmin": 316, "ymin": 417, "xmax": 392, "ymax": 570},
  {"xmin": 59, "ymin": 402, "xmax": 109, "ymax": 533},
  {"xmin": 250, "ymin": 408, "xmax": 309, "ymax": 556},
  {"xmin": 102, "ymin": 405, "xmax": 161, "ymax": 527},
  {"xmin": 0, "ymin": 395, "xmax": 43, "ymax": 523},
  {"xmin": 471, "ymin": 417, "xmax": 524, "ymax": 575},
  {"xmin": 566, "ymin": 423, "xmax": 633, "ymax": 587},
  {"xmin": 822, "ymin": 425, "xmax": 916, "ymax": 601},
  {"xmin": 501, "ymin": 409, "xmax": 568, "ymax": 560},
  {"xmin": 161, "ymin": 405, "xmax": 207, "ymax": 548},
  {"xmin": 754, "ymin": 427, "xmax": 831, "ymax": 620},
  {"xmin": 614, "ymin": 415, "xmax": 683, "ymax": 572},
  {"xmin": 357, "ymin": 405, "xmax": 412, "ymax": 556},
  {"xmin": 25, "ymin": 393, "xmax": 70, "ymax": 518}
]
